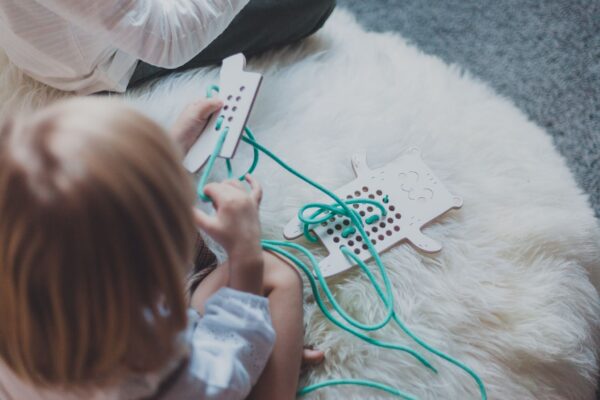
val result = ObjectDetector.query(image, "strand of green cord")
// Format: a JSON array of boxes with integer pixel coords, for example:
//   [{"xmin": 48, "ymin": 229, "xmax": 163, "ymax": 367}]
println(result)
[
  {"xmin": 195, "ymin": 85, "xmax": 486, "ymax": 399},
  {"xmin": 242, "ymin": 132, "xmax": 486, "ymax": 399},
  {"xmin": 260, "ymin": 240, "xmax": 421, "ymax": 399},
  {"xmin": 197, "ymin": 127, "xmax": 433, "ymax": 363}
]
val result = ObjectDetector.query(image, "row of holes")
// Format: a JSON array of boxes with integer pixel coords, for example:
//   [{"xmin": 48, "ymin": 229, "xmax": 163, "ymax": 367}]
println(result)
[
  {"xmin": 348, "ymin": 187, "xmax": 384, "ymax": 198},
  {"xmin": 323, "ymin": 204, "xmax": 398, "ymax": 224},
  {"xmin": 325, "ymin": 214, "xmax": 401, "ymax": 233},
  {"xmin": 327, "ymin": 219, "xmax": 401, "ymax": 256},
  {"xmin": 329, "ymin": 225, "xmax": 400, "ymax": 255},
  {"xmin": 321, "ymin": 187, "xmax": 399, "ymax": 255},
  {"xmin": 332, "ymin": 226, "xmax": 399, "ymax": 245},
  {"xmin": 219, "ymin": 86, "xmax": 246, "ymax": 124}
]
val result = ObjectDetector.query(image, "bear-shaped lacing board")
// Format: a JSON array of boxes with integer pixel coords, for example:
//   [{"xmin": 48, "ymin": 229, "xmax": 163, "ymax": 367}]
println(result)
[{"xmin": 283, "ymin": 148, "xmax": 463, "ymax": 278}]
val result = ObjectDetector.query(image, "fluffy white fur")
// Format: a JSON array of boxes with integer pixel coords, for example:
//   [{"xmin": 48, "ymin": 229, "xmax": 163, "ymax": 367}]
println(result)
[{"xmin": 1, "ymin": 9, "xmax": 599, "ymax": 400}]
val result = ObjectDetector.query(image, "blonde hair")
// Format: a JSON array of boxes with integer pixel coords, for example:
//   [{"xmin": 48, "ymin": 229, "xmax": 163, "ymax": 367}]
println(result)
[{"xmin": 0, "ymin": 97, "xmax": 197, "ymax": 387}]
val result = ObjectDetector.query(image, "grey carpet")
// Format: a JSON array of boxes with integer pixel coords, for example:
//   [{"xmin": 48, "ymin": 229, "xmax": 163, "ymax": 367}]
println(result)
[{"xmin": 338, "ymin": 0, "xmax": 600, "ymax": 219}]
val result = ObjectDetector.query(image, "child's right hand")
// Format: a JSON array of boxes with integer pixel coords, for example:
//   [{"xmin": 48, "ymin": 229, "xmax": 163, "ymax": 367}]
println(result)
[{"xmin": 193, "ymin": 175, "xmax": 264, "ymax": 294}]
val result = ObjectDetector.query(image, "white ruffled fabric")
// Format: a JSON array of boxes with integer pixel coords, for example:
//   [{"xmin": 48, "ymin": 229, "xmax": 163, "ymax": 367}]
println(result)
[
  {"xmin": 0, "ymin": 0, "xmax": 249, "ymax": 93},
  {"xmin": 168, "ymin": 287, "xmax": 276, "ymax": 400}
]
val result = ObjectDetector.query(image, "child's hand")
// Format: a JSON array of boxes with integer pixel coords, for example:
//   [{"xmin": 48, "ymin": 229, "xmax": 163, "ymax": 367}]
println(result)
[
  {"xmin": 170, "ymin": 99, "xmax": 223, "ymax": 154},
  {"xmin": 193, "ymin": 175, "xmax": 264, "ymax": 294}
]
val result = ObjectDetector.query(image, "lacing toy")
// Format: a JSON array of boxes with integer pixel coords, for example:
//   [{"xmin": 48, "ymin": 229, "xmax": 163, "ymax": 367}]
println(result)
[{"xmin": 184, "ymin": 53, "xmax": 486, "ymax": 400}]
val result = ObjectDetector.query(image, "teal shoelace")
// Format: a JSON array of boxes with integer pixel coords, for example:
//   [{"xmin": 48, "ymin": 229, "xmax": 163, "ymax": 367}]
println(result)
[{"xmin": 195, "ymin": 86, "xmax": 487, "ymax": 399}]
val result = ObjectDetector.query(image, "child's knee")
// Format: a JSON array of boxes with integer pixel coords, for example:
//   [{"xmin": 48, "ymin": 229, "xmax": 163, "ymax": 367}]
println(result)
[{"xmin": 263, "ymin": 251, "xmax": 302, "ymax": 294}]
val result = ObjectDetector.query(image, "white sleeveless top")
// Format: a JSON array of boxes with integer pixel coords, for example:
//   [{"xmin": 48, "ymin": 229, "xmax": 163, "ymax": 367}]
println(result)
[{"xmin": 0, "ymin": 0, "xmax": 248, "ymax": 94}]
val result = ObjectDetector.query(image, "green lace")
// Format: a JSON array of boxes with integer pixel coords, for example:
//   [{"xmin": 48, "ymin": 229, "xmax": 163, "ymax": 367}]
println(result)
[{"xmin": 194, "ymin": 86, "xmax": 486, "ymax": 399}]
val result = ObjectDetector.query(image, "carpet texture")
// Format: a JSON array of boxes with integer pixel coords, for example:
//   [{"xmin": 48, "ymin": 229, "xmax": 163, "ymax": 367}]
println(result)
[
  {"xmin": 338, "ymin": 0, "xmax": 600, "ymax": 219},
  {"xmin": 0, "ymin": 6, "xmax": 599, "ymax": 400},
  {"xmin": 121, "ymin": 10, "xmax": 600, "ymax": 399}
]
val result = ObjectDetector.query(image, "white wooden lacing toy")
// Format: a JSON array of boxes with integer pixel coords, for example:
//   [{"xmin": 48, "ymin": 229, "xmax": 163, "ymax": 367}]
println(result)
[
  {"xmin": 182, "ymin": 53, "xmax": 486, "ymax": 399},
  {"xmin": 183, "ymin": 54, "xmax": 262, "ymax": 173},
  {"xmin": 283, "ymin": 148, "xmax": 463, "ymax": 277}
]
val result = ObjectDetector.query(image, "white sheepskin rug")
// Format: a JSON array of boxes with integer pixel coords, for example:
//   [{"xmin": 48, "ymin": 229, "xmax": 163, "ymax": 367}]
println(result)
[{"xmin": 2, "ymin": 9, "xmax": 599, "ymax": 400}]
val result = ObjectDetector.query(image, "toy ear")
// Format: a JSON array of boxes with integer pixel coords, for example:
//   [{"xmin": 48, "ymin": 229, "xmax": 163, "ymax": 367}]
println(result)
[
  {"xmin": 452, "ymin": 196, "xmax": 464, "ymax": 208},
  {"xmin": 351, "ymin": 152, "xmax": 369, "ymax": 177},
  {"xmin": 221, "ymin": 53, "xmax": 247, "ymax": 74}
]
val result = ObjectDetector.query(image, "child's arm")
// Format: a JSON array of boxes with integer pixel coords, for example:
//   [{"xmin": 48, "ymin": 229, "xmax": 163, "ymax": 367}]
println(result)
[
  {"xmin": 37, "ymin": 0, "xmax": 249, "ymax": 68},
  {"xmin": 194, "ymin": 175, "xmax": 264, "ymax": 294},
  {"xmin": 171, "ymin": 176, "xmax": 271, "ymax": 399}
]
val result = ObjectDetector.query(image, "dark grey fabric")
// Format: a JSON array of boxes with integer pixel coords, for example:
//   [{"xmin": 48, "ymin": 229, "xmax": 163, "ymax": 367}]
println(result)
[
  {"xmin": 338, "ymin": 0, "xmax": 600, "ymax": 219},
  {"xmin": 129, "ymin": 0, "xmax": 336, "ymax": 87}
]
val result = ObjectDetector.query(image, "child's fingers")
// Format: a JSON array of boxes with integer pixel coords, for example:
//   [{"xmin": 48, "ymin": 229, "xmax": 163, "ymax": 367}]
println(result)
[
  {"xmin": 221, "ymin": 176, "xmax": 261, "ymax": 205},
  {"xmin": 192, "ymin": 208, "xmax": 219, "ymax": 232},
  {"xmin": 203, "ymin": 182, "xmax": 243, "ymax": 207},
  {"xmin": 223, "ymin": 179, "xmax": 246, "ymax": 191},
  {"xmin": 193, "ymin": 98, "xmax": 223, "ymax": 121},
  {"xmin": 245, "ymin": 174, "xmax": 263, "ymax": 204},
  {"xmin": 202, "ymin": 183, "xmax": 226, "ymax": 207}
]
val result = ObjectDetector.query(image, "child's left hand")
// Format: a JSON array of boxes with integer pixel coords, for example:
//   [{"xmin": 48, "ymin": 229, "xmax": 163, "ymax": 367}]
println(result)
[{"xmin": 170, "ymin": 99, "xmax": 223, "ymax": 154}]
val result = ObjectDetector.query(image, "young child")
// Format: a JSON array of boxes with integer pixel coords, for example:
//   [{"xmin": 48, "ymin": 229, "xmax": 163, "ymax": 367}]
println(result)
[{"xmin": 0, "ymin": 97, "xmax": 322, "ymax": 399}]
